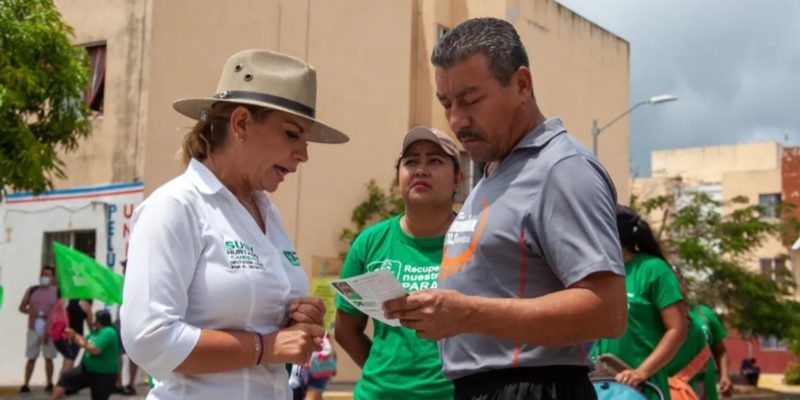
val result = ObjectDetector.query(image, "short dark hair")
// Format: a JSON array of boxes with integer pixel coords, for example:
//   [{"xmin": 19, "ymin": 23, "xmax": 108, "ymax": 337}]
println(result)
[
  {"xmin": 41, "ymin": 265, "xmax": 55, "ymax": 275},
  {"xmin": 95, "ymin": 310, "xmax": 113, "ymax": 327},
  {"xmin": 431, "ymin": 17, "xmax": 529, "ymax": 86}
]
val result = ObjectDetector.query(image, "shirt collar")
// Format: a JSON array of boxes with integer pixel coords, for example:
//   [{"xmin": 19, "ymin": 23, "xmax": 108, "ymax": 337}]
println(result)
[
  {"xmin": 186, "ymin": 158, "xmax": 274, "ymax": 208},
  {"xmin": 186, "ymin": 158, "xmax": 224, "ymax": 195},
  {"xmin": 513, "ymin": 117, "xmax": 566, "ymax": 151}
]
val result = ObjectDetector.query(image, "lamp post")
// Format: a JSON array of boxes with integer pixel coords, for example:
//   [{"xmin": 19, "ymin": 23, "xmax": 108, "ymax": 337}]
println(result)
[{"xmin": 591, "ymin": 94, "xmax": 678, "ymax": 155}]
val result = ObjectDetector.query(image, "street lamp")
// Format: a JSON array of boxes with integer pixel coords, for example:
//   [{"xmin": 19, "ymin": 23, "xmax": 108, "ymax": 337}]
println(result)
[{"xmin": 591, "ymin": 94, "xmax": 678, "ymax": 155}]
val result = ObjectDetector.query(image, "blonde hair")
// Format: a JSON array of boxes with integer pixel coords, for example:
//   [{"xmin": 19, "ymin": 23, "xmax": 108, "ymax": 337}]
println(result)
[{"xmin": 178, "ymin": 102, "xmax": 271, "ymax": 164}]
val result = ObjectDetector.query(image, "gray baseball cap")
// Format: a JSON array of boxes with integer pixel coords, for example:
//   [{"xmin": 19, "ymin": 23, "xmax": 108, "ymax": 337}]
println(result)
[{"xmin": 399, "ymin": 126, "xmax": 461, "ymax": 169}]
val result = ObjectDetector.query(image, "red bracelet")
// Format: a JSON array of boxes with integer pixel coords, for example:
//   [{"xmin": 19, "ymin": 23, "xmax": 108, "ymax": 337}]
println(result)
[{"xmin": 255, "ymin": 333, "xmax": 264, "ymax": 365}]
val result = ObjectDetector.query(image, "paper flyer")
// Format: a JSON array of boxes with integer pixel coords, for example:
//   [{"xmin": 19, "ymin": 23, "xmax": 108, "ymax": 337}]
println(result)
[{"xmin": 329, "ymin": 269, "xmax": 406, "ymax": 327}]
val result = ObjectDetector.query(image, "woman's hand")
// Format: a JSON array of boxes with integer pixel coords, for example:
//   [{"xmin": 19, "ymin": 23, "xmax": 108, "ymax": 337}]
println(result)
[
  {"xmin": 262, "ymin": 323, "xmax": 325, "ymax": 365},
  {"xmin": 615, "ymin": 368, "xmax": 649, "ymax": 388},
  {"xmin": 73, "ymin": 334, "xmax": 87, "ymax": 348},
  {"xmin": 719, "ymin": 375, "xmax": 733, "ymax": 397},
  {"xmin": 65, "ymin": 327, "xmax": 76, "ymax": 339},
  {"xmin": 288, "ymin": 297, "xmax": 326, "ymax": 326}
]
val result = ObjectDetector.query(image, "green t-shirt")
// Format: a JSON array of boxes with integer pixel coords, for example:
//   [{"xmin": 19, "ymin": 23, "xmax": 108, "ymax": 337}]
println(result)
[
  {"xmin": 82, "ymin": 325, "xmax": 121, "ymax": 374},
  {"xmin": 665, "ymin": 306, "xmax": 707, "ymax": 376},
  {"xmin": 336, "ymin": 214, "xmax": 453, "ymax": 400},
  {"xmin": 694, "ymin": 304, "xmax": 728, "ymax": 400},
  {"xmin": 663, "ymin": 303, "xmax": 729, "ymax": 400},
  {"xmin": 591, "ymin": 253, "xmax": 683, "ymax": 400}
]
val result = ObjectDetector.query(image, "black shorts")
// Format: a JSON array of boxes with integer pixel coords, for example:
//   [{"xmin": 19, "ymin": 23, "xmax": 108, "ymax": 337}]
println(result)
[
  {"xmin": 53, "ymin": 339, "xmax": 80, "ymax": 361},
  {"xmin": 453, "ymin": 365, "xmax": 597, "ymax": 400},
  {"xmin": 57, "ymin": 364, "xmax": 118, "ymax": 400}
]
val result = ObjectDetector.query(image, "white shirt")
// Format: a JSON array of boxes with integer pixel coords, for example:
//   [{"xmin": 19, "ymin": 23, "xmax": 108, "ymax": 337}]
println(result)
[{"xmin": 121, "ymin": 159, "xmax": 310, "ymax": 400}]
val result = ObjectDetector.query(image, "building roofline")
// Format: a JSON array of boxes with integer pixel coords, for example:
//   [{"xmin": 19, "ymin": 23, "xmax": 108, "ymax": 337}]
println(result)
[{"xmin": 553, "ymin": 1, "xmax": 630, "ymax": 46}]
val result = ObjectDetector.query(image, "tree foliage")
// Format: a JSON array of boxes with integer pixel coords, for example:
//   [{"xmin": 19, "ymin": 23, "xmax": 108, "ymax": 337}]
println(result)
[
  {"xmin": 632, "ymin": 190, "xmax": 798, "ymax": 337},
  {"xmin": 339, "ymin": 180, "xmax": 404, "ymax": 258},
  {"xmin": 0, "ymin": 0, "xmax": 91, "ymax": 196}
]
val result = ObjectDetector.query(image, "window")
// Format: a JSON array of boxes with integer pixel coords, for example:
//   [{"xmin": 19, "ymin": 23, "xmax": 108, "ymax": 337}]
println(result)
[
  {"xmin": 760, "ymin": 335, "xmax": 788, "ymax": 351},
  {"xmin": 759, "ymin": 193, "xmax": 781, "ymax": 219},
  {"xmin": 455, "ymin": 152, "xmax": 485, "ymax": 203},
  {"xmin": 84, "ymin": 44, "xmax": 106, "ymax": 113},
  {"xmin": 41, "ymin": 230, "xmax": 97, "ymax": 268},
  {"xmin": 760, "ymin": 257, "xmax": 788, "ymax": 283}
]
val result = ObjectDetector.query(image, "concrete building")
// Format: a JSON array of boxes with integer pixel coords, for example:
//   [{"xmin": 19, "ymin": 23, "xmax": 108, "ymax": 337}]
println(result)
[
  {"xmin": 632, "ymin": 141, "xmax": 799, "ymax": 373},
  {"xmin": 0, "ymin": 0, "xmax": 630, "ymax": 385},
  {"xmin": 634, "ymin": 142, "xmax": 788, "ymax": 279}
]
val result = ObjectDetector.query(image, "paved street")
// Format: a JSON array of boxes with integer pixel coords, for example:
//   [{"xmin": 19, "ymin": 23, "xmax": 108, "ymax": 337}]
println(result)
[
  {"xmin": 3, "ymin": 384, "xmax": 800, "ymax": 400},
  {"xmin": 0, "ymin": 384, "xmax": 148, "ymax": 400}
]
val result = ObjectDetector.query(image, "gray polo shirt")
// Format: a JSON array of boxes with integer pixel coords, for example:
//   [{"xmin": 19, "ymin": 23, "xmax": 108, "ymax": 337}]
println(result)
[{"xmin": 438, "ymin": 118, "xmax": 624, "ymax": 380}]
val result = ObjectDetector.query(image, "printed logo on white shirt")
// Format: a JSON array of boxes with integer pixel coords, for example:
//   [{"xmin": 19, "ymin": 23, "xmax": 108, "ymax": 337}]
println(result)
[
  {"xmin": 224, "ymin": 240, "xmax": 266, "ymax": 271},
  {"xmin": 282, "ymin": 251, "xmax": 301, "ymax": 267}
]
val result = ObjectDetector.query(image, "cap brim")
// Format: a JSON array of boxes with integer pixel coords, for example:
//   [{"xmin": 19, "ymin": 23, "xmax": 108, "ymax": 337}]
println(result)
[
  {"xmin": 402, "ymin": 127, "xmax": 442, "ymax": 153},
  {"xmin": 173, "ymin": 97, "xmax": 349, "ymax": 144}
]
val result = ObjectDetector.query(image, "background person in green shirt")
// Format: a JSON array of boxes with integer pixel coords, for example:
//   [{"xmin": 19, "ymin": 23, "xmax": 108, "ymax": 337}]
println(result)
[
  {"xmin": 666, "ymin": 270, "xmax": 732, "ymax": 400},
  {"xmin": 592, "ymin": 205, "xmax": 687, "ymax": 400},
  {"xmin": 335, "ymin": 127, "xmax": 461, "ymax": 400},
  {"xmin": 695, "ymin": 303, "xmax": 732, "ymax": 398},
  {"xmin": 50, "ymin": 310, "xmax": 121, "ymax": 400}
]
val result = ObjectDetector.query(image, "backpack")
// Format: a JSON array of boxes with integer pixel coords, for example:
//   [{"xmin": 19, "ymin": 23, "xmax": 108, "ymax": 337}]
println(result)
[{"xmin": 308, "ymin": 353, "xmax": 336, "ymax": 379}]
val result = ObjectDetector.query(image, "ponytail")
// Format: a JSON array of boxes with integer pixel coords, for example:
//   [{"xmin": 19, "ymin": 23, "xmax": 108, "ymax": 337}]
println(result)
[
  {"xmin": 179, "ymin": 121, "xmax": 214, "ymax": 164},
  {"xmin": 177, "ymin": 102, "xmax": 271, "ymax": 164},
  {"xmin": 616, "ymin": 205, "xmax": 667, "ymax": 261}
]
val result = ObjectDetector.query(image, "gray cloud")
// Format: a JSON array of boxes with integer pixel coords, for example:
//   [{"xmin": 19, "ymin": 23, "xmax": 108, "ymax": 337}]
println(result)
[{"xmin": 556, "ymin": 0, "xmax": 800, "ymax": 176}]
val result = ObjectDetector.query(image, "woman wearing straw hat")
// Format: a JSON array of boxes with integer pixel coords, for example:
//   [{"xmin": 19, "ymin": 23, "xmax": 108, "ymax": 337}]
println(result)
[{"xmin": 120, "ymin": 49, "xmax": 348, "ymax": 400}]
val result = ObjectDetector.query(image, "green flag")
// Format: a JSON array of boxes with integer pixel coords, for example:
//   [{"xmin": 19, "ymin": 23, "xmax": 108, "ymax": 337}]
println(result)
[{"xmin": 53, "ymin": 242, "xmax": 124, "ymax": 304}]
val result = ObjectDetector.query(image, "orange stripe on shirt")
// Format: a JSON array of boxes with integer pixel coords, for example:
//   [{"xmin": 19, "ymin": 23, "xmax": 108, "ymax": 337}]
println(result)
[{"xmin": 439, "ymin": 200, "xmax": 490, "ymax": 282}]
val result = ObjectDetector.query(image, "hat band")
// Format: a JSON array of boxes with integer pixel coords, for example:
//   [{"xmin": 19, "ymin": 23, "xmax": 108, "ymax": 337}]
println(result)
[{"xmin": 213, "ymin": 90, "xmax": 316, "ymax": 119}]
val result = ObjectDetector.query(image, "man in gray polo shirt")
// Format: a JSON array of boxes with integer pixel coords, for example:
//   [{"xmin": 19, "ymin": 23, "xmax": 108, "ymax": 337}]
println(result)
[{"xmin": 384, "ymin": 18, "xmax": 627, "ymax": 400}]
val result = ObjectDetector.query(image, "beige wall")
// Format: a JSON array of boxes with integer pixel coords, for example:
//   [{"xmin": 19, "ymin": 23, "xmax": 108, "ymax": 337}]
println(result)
[
  {"xmin": 634, "ymin": 143, "xmax": 792, "ymax": 291},
  {"xmin": 55, "ymin": 0, "xmax": 149, "ymax": 187},
  {"xmin": 509, "ymin": 0, "xmax": 630, "ymax": 202},
  {"xmin": 722, "ymin": 169, "xmax": 785, "ymax": 273},
  {"xmin": 651, "ymin": 142, "xmax": 782, "ymax": 182}
]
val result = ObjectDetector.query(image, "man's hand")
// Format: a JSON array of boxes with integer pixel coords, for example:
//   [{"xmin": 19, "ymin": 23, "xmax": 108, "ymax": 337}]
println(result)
[
  {"xmin": 383, "ymin": 289, "xmax": 472, "ymax": 340},
  {"xmin": 288, "ymin": 297, "xmax": 326, "ymax": 326}
]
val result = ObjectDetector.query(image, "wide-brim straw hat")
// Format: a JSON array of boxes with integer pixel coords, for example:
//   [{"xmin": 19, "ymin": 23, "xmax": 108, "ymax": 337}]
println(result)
[{"xmin": 173, "ymin": 49, "xmax": 348, "ymax": 144}]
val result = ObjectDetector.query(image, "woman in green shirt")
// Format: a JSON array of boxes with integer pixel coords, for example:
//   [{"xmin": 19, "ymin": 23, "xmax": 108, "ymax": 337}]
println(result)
[
  {"xmin": 592, "ymin": 205, "xmax": 687, "ymax": 400},
  {"xmin": 334, "ymin": 127, "xmax": 462, "ymax": 400},
  {"xmin": 666, "ymin": 270, "xmax": 733, "ymax": 400},
  {"xmin": 50, "ymin": 310, "xmax": 121, "ymax": 400}
]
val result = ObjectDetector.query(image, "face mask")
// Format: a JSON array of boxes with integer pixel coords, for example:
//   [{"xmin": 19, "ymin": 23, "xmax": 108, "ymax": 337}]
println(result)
[{"xmin": 40, "ymin": 276, "xmax": 52, "ymax": 286}]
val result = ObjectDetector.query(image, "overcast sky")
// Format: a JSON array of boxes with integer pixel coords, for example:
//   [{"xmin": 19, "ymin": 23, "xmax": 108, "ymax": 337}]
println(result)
[{"xmin": 556, "ymin": 0, "xmax": 800, "ymax": 176}]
